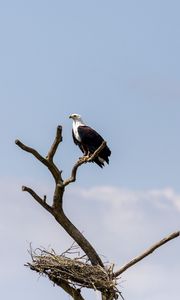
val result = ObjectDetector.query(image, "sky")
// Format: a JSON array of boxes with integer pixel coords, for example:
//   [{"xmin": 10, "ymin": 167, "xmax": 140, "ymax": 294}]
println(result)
[{"xmin": 0, "ymin": 1, "xmax": 180, "ymax": 299}]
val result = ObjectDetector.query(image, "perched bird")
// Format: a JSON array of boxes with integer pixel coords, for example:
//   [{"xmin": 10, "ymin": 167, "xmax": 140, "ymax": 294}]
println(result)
[{"xmin": 69, "ymin": 113, "xmax": 111, "ymax": 168}]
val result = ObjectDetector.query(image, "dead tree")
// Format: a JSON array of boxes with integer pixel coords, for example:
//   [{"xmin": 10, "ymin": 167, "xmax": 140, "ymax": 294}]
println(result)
[{"xmin": 15, "ymin": 125, "xmax": 180, "ymax": 300}]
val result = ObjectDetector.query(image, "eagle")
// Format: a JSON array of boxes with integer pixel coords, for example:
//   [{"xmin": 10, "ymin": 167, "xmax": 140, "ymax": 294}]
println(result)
[{"xmin": 69, "ymin": 113, "xmax": 111, "ymax": 168}]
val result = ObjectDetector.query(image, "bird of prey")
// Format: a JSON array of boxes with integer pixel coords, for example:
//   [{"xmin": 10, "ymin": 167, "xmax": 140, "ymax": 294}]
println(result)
[{"xmin": 69, "ymin": 113, "xmax": 111, "ymax": 168}]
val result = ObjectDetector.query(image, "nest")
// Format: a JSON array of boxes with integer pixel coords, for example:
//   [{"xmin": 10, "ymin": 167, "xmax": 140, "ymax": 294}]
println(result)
[{"xmin": 26, "ymin": 248, "xmax": 117, "ymax": 292}]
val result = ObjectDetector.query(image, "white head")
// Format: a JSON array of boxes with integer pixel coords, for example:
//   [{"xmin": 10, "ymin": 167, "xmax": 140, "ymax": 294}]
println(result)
[
  {"xmin": 69, "ymin": 113, "xmax": 82, "ymax": 120},
  {"xmin": 69, "ymin": 113, "xmax": 85, "ymax": 125}
]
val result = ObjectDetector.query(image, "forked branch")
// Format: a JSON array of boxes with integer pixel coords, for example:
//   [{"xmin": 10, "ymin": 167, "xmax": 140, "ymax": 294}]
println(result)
[
  {"xmin": 114, "ymin": 231, "xmax": 180, "ymax": 277},
  {"xmin": 16, "ymin": 126, "xmax": 104, "ymax": 267},
  {"xmin": 15, "ymin": 134, "xmax": 62, "ymax": 183}
]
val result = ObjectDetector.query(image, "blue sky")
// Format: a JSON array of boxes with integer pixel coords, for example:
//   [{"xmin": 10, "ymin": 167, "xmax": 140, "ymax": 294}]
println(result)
[{"xmin": 0, "ymin": 1, "xmax": 180, "ymax": 300}]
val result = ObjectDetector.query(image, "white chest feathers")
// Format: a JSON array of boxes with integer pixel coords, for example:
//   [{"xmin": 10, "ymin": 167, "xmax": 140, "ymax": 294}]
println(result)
[{"xmin": 73, "ymin": 120, "xmax": 84, "ymax": 142}]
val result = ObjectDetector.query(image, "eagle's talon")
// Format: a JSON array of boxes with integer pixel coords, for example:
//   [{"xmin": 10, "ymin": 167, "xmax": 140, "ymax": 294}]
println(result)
[
  {"xmin": 79, "ymin": 156, "xmax": 88, "ymax": 163},
  {"xmin": 84, "ymin": 155, "xmax": 90, "ymax": 159}
]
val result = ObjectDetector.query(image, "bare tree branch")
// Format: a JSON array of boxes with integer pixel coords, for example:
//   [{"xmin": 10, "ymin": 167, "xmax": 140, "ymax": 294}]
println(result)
[
  {"xmin": 15, "ymin": 136, "xmax": 62, "ymax": 183},
  {"xmin": 15, "ymin": 139, "xmax": 46, "ymax": 163},
  {"xmin": 52, "ymin": 182, "xmax": 64, "ymax": 210},
  {"xmin": 46, "ymin": 125, "xmax": 62, "ymax": 162},
  {"xmin": 63, "ymin": 141, "xmax": 107, "ymax": 187},
  {"xmin": 63, "ymin": 158, "xmax": 86, "ymax": 186},
  {"xmin": 22, "ymin": 186, "xmax": 53, "ymax": 214},
  {"xmin": 114, "ymin": 231, "xmax": 180, "ymax": 277}
]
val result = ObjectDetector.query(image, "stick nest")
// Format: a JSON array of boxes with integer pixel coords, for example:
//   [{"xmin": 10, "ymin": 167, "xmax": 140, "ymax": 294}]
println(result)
[{"xmin": 26, "ymin": 248, "xmax": 116, "ymax": 292}]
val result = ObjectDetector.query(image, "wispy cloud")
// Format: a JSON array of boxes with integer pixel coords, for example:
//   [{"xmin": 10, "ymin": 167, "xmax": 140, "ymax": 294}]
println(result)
[{"xmin": 77, "ymin": 185, "xmax": 180, "ymax": 211}]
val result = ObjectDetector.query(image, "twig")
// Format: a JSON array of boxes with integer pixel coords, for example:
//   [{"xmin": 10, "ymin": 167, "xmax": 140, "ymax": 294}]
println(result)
[
  {"xmin": 61, "ymin": 241, "xmax": 80, "ymax": 257},
  {"xmin": 63, "ymin": 141, "xmax": 107, "ymax": 187},
  {"xmin": 114, "ymin": 231, "xmax": 180, "ymax": 277}
]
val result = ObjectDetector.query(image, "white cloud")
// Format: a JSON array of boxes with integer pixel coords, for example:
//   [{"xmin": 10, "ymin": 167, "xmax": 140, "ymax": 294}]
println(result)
[
  {"xmin": 76, "ymin": 185, "xmax": 180, "ymax": 211},
  {"xmin": 149, "ymin": 187, "xmax": 180, "ymax": 211}
]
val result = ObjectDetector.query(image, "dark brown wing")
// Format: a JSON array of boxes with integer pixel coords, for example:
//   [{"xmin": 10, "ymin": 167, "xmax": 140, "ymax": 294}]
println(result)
[{"xmin": 78, "ymin": 126, "xmax": 111, "ymax": 167}]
